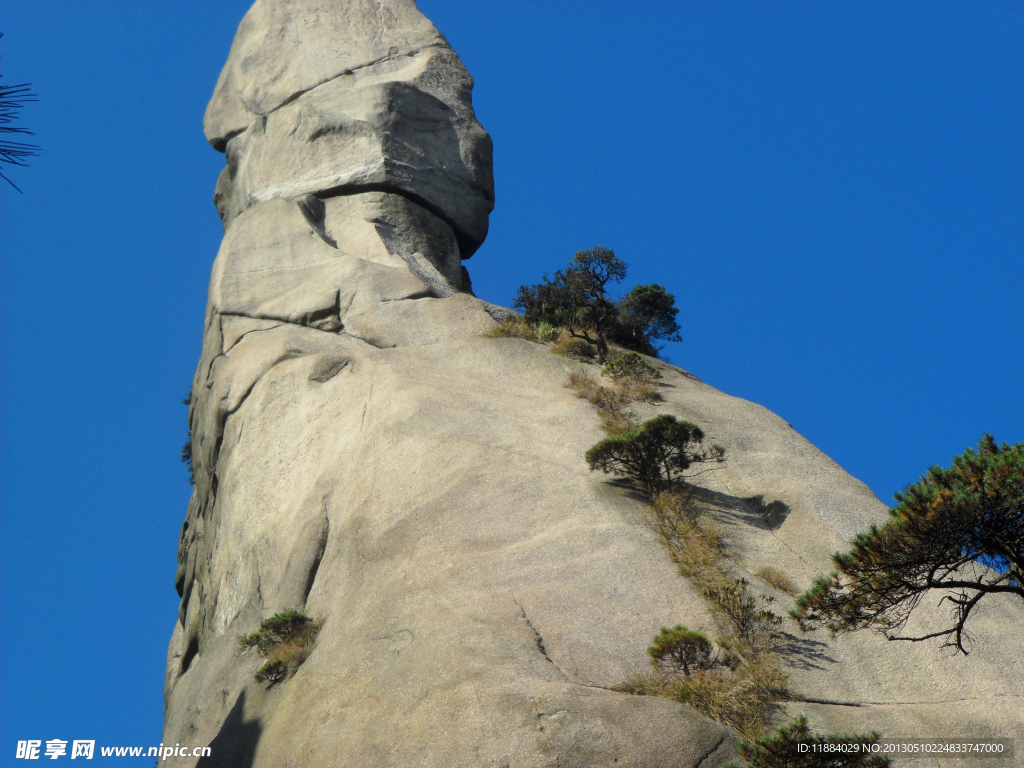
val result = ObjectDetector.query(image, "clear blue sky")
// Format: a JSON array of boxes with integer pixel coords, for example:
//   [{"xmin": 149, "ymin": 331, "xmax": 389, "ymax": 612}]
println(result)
[{"xmin": 2, "ymin": 1, "xmax": 1021, "ymax": 762}]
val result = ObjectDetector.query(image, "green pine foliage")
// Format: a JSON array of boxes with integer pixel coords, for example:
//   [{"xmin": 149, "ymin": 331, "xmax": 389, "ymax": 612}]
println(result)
[
  {"xmin": 724, "ymin": 716, "xmax": 891, "ymax": 768},
  {"xmin": 0, "ymin": 47, "xmax": 41, "ymax": 193},
  {"xmin": 611, "ymin": 283, "xmax": 682, "ymax": 356},
  {"xmin": 514, "ymin": 247, "xmax": 681, "ymax": 361},
  {"xmin": 585, "ymin": 415, "xmax": 725, "ymax": 496},
  {"xmin": 647, "ymin": 625, "xmax": 716, "ymax": 676},
  {"xmin": 793, "ymin": 435, "xmax": 1023, "ymax": 654}
]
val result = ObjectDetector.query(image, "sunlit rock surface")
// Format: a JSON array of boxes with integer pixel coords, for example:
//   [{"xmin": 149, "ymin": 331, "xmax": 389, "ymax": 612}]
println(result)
[{"xmin": 164, "ymin": 2, "xmax": 1023, "ymax": 766}]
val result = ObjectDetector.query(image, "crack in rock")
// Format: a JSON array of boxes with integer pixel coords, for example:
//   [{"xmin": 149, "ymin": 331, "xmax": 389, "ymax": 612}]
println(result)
[
  {"xmin": 694, "ymin": 734, "xmax": 727, "ymax": 768},
  {"xmin": 513, "ymin": 599, "xmax": 569, "ymax": 681}
]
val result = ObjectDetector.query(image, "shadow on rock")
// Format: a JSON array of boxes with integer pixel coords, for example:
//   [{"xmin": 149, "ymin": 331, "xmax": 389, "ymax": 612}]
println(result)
[
  {"xmin": 775, "ymin": 631, "xmax": 837, "ymax": 671},
  {"xmin": 197, "ymin": 690, "xmax": 262, "ymax": 768},
  {"xmin": 681, "ymin": 486, "xmax": 792, "ymax": 532}
]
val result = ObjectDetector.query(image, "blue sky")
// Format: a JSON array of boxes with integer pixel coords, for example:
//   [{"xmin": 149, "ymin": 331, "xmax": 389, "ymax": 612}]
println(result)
[{"xmin": 2, "ymin": 1, "xmax": 1021, "ymax": 762}]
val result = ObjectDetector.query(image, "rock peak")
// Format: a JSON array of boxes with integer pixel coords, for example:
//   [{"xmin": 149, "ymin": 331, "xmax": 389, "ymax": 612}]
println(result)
[{"xmin": 205, "ymin": 0, "xmax": 494, "ymax": 257}]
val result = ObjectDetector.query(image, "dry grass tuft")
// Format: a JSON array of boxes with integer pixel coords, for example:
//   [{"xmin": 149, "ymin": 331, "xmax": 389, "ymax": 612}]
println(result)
[
  {"xmin": 486, "ymin": 319, "xmax": 563, "ymax": 343},
  {"xmin": 651, "ymin": 490, "xmax": 729, "ymax": 592},
  {"xmin": 565, "ymin": 369, "xmax": 599, "ymax": 398},
  {"xmin": 617, "ymin": 659, "xmax": 789, "ymax": 740},
  {"xmin": 587, "ymin": 386, "xmax": 639, "ymax": 435},
  {"xmin": 615, "ymin": 670, "xmax": 673, "ymax": 697},
  {"xmin": 622, "ymin": 381, "xmax": 662, "ymax": 403},
  {"xmin": 757, "ymin": 566, "xmax": 797, "ymax": 596},
  {"xmin": 664, "ymin": 656, "xmax": 789, "ymax": 739},
  {"xmin": 485, "ymin": 319, "xmax": 537, "ymax": 340},
  {"xmin": 602, "ymin": 352, "xmax": 661, "ymax": 386},
  {"xmin": 565, "ymin": 370, "xmax": 641, "ymax": 435}
]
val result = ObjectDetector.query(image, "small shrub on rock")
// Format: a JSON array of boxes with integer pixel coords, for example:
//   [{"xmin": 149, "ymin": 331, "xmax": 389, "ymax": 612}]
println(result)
[
  {"xmin": 587, "ymin": 386, "xmax": 639, "ymax": 435},
  {"xmin": 565, "ymin": 369, "xmax": 647, "ymax": 435},
  {"xmin": 255, "ymin": 659, "xmax": 288, "ymax": 685},
  {"xmin": 622, "ymin": 654, "xmax": 789, "ymax": 739},
  {"xmin": 586, "ymin": 415, "xmax": 724, "ymax": 495},
  {"xmin": 565, "ymin": 369, "xmax": 599, "ymax": 398},
  {"xmin": 181, "ymin": 440, "xmax": 195, "ymax": 485},
  {"xmin": 535, "ymin": 322, "xmax": 560, "ymax": 342},
  {"xmin": 704, "ymin": 579, "xmax": 784, "ymax": 653},
  {"xmin": 667, "ymin": 655, "xmax": 789, "ymax": 739},
  {"xmin": 238, "ymin": 610, "xmax": 323, "ymax": 685},
  {"xmin": 648, "ymin": 625, "xmax": 717, "ymax": 676},
  {"xmin": 603, "ymin": 352, "xmax": 663, "ymax": 403}
]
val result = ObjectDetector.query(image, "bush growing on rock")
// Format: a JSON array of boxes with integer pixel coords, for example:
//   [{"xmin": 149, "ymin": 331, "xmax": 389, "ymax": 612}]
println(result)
[
  {"xmin": 553, "ymin": 334, "xmax": 598, "ymax": 361},
  {"xmin": 611, "ymin": 283, "xmax": 682, "ymax": 357},
  {"xmin": 535, "ymin": 321, "xmax": 559, "ymax": 342},
  {"xmin": 238, "ymin": 610, "xmax": 323, "ymax": 685},
  {"xmin": 565, "ymin": 368, "xmax": 640, "ymax": 435},
  {"xmin": 620, "ymin": 653, "xmax": 788, "ymax": 739},
  {"xmin": 255, "ymin": 659, "xmax": 289, "ymax": 685},
  {"xmin": 602, "ymin": 351, "xmax": 662, "ymax": 403},
  {"xmin": 647, "ymin": 625, "xmax": 717, "ymax": 676},
  {"xmin": 180, "ymin": 440, "xmax": 194, "ymax": 485},
  {"xmin": 585, "ymin": 415, "xmax": 724, "ymax": 495},
  {"xmin": 704, "ymin": 578, "xmax": 784, "ymax": 653},
  {"xmin": 514, "ymin": 246, "xmax": 625, "ymax": 362}
]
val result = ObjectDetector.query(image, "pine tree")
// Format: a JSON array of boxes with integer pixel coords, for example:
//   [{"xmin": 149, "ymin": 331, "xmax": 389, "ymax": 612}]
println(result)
[{"xmin": 793, "ymin": 435, "xmax": 1023, "ymax": 654}]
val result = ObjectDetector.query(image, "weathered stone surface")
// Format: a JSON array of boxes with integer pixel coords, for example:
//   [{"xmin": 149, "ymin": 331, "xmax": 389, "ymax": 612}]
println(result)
[
  {"xmin": 166, "ymin": 315, "xmax": 1024, "ymax": 766},
  {"xmin": 206, "ymin": 0, "xmax": 493, "ymax": 256},
  {"xmin": 166, "ymin": 1, "xmax": 1023, "ymax": 766}
]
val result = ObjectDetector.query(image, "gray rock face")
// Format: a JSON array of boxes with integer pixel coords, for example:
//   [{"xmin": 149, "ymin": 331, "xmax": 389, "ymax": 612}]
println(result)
[
  {"xmin": 165, "ymin": 2, "xmax": 1023, "ymax": 766},
  {"xmin": 206, "ymin": 0, "xmax": 494, "ymax": 257}
]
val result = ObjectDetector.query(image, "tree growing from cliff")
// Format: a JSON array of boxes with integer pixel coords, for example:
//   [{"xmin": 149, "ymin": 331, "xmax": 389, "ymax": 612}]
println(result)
[
  {"xmin": 514, "ymin": 248, "xmax": 681, "ymax": 362},
  {"xmin": 586, "ymin": 414, "xmax": 724, "ymax": 496},
  {"xmin": 792, "ymin": 434, "xmax": 1023, "ymax": 654},
  {"xmin": 611, "ymin": 283, "xmax": 682, "ymax": 356},
  {"xmin": 514, "ymin": 247, "xmax": 624, "ymax": 362}
]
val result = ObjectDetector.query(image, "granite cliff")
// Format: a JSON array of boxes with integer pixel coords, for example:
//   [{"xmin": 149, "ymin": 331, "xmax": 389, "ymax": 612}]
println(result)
[{"xmin": 164, "ymin": 2, "xmax": 1023, "ymax": 765}]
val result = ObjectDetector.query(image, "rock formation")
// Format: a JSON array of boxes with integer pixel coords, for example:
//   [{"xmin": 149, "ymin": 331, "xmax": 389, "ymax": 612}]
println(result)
[{"xmin": 164, "ymin": 2, "xmax": 1023, "ymax": 766}]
